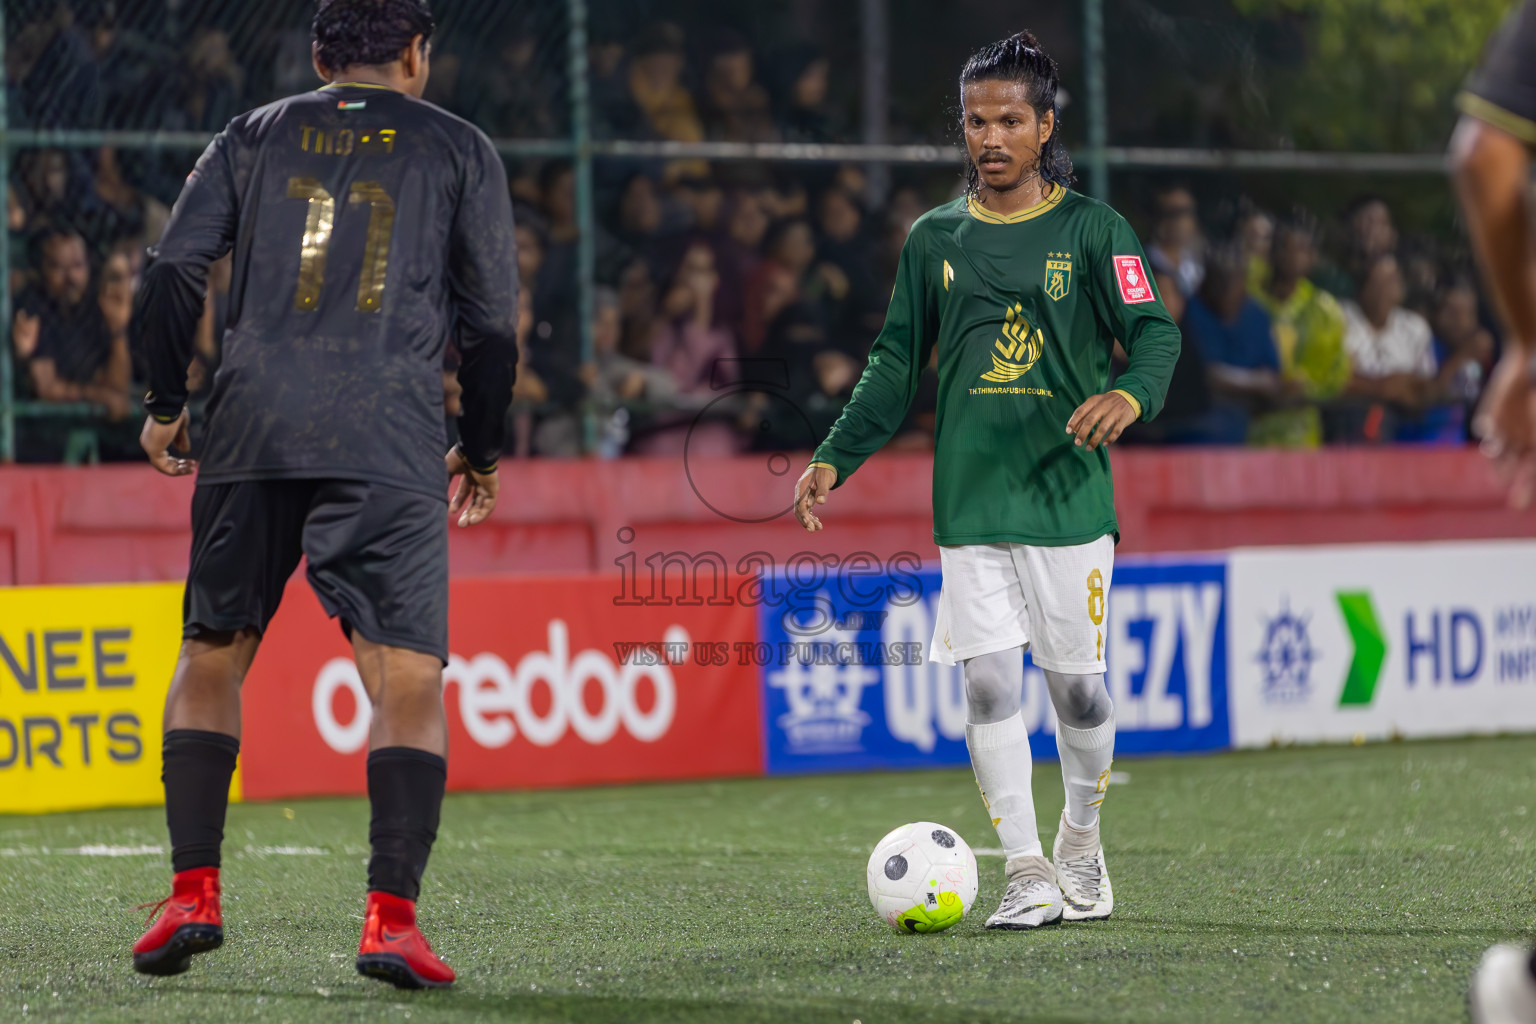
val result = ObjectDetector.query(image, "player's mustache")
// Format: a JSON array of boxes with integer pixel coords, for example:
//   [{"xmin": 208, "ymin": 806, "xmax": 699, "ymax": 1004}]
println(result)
[{"xmin": 979, "ymin": 151, "xmax": 1011, "ymax": 164}]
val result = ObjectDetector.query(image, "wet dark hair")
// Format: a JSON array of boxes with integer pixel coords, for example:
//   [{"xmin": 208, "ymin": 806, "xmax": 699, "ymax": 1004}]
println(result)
[
  {"xmin": 313, "ymin": 0, "xmax": 434, "ymax": 73},
  {"xmin": 959, "ymin": 31, "xmax": 1073, "ymax": 196}
]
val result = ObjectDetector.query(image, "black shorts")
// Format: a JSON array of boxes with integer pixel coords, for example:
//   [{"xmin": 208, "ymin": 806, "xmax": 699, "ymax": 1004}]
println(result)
[{"xmin": 184, "ymin": 479, "xmax": 449, "ymax": 662}]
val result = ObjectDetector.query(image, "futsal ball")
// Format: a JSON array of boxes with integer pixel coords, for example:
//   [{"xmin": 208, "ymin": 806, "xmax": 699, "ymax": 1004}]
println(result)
[{"xmin": 866, "ymin": 822, "xmax": 979, "ymax": 933}]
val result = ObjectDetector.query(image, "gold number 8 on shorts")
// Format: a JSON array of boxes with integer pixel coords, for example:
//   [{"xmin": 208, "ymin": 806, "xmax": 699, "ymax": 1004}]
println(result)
[{"xmin": 1086, "ymin": 568, "xmax": 1105, "ymax": 626}]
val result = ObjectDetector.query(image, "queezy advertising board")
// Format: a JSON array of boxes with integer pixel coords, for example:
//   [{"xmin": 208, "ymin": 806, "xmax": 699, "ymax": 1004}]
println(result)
[{"xmin": 757, "ymin": 556, "xmax": 1232, "ymax": 776}]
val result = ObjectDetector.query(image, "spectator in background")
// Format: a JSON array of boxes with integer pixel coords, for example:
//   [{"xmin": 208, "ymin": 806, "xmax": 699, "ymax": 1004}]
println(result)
[
  {"xmin": 1146, "ymin": 184, "xmax": 1205, "ymax": 298},
  {"xmin": 816, "ymin": 185, "xmax": 884, "ymax": 345},
  {"xmin": 613, "ymin": 173, "xmax": 669, "ymax": 277},
  {"xmin": 12, "ymin": 228, "xmax": 130, "ymax": 420},
  {"xmin": 539, "ymin": 161, "xmax": 628, "ymax": 287},
  {"xmin": 1399, "ymin": 238, "xmax": 1442, "ymax": 319},
  {"xmin": 754, "ymin": 171, "xmax": 808, "ymax": 222},
  {"xmin": 701, "ymin": 30, "xmax": 776, "ymax": 143},
  {"xmin": 517, "ymin": 169, "xmax": 589, "ymax": 456},
  {"xmin": 470, "ymin": 33, "xmax": 558, "ymax": 139},
  {"xmin": 173, "ymin": 28, "xmax": 244, "ymax": 133},
  {"xmin": 714, "ymin": 189, "xmax": 769, "ymax": 339},
  {"xmin": 772, "ymin": 46, "xmax": 836, "ymax": 144},
  {"xmin": 1318, "ymin": 194, "xmax": 1401, "ymax": 299},
  {"xmin": 584, "ymin": 286, "xmax": 679, "ymax": 457},
  {"xmin": 1235, "ymin": 204, "xmax": 1274, "ymax": 295},
  {"xmin": 589, "ymin": 35, "xmax": 642, "ymax": 139},
  {"xmin": 1347, "ymin": 195, "xmax": 1399, "ymax": 264},
  {"xmin": 1250, "ymin": 217, "xmax": 1350, "ymax": 447},
  {"xmin": 1431, "ymin": 277, "xmax": 1494, "ymax": 405},
  {"xmin": 627, "ymin": 23, "xmax": 707, "ymax": 181},
  {"xmin": 633, "ymin": 240, "xmax": 740, "ymax": 455},
  {"xmin": 743, "ymin": 217, "xmax": 819, "ymax": 353},
  {"xmin": 514, "ymin": 211, "xmax": 547, "ymax": 296},
  {"xmin": 750, "ymin": 245, "xmax": 861, "ymax": 450},
  {"xmin": 7, "ymin": 185, "xmax": 28, "ymax": 297},
  {"xmin": 1181, "ymin": 246, "xmax": 1285, "ymax": 443},
  {"xmin": 674, "ymin": 172, "xmax": 725, "ymax": 235},
  {"xmin": 92, "ymin": 145, "xmax": 169, "ymax": 252},
  {"xmin": 13, "ymin": 148, "xmax": 112, "ymax": 252},
  {"xmin": 1119, "ymin": 268, "xmax": 1221, "ymax": 445},
  {"xmin": 616, "ymin": 256, "xmax": 659, "ymax": 361},
  {"xmin": 7, "ymin": 3, "xmax": 100, "ymax": 129},
  {"xmin": 507, "ymin": 288, "xmax": 541, "ymax": 458},
  {"xmin": 1342, "ymin": 253, "xmax": 1438, "ymax": 431},
  {"xmin": 87, "ymin": 1, "xmax": 178, "ymax": 132},
  {"xmin": 1412, "ymin": 276, "xmax": 1495, "ymax": 443}
]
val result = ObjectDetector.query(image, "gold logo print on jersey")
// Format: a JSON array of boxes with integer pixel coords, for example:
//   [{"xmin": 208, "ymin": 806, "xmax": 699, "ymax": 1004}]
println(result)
[
  {"xmin": 980, "ymin": 302, "xmax": 1045, "ymax": 383},
  {"xmin": 1045, "ymin": 252, "xmax": 1072, "ymax": 301},
  {"xmin": 943, "ymin": 259, "xmax": 955, "ymax": 291}
]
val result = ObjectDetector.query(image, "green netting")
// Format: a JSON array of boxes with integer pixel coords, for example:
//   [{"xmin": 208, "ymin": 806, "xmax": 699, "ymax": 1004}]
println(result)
[{"xmin": 0, "ymin": 0, "xmax": 1507, "ymax": 460}]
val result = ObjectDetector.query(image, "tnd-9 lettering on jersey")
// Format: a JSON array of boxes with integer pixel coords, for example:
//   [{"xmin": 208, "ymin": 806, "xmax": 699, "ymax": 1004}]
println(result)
[{"xmin": 299, "ymin": 125, "xmax": 397, "ymax": 156}]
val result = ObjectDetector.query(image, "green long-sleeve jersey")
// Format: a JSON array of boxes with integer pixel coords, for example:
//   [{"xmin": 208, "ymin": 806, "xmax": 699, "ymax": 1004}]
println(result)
[{"xmin": 810, "ymin": 186, "xmax": 1182, "ymax": 547}]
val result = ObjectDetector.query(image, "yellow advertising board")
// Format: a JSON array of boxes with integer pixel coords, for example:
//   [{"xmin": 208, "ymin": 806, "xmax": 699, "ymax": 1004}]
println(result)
[{"xmin": 0, "ymin": 583, "xmax": 240, "ymax": 814}]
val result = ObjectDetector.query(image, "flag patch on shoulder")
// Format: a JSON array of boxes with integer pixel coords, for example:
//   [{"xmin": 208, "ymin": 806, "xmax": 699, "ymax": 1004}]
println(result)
[
  {"xmin": 337, "ymin": 100, "xmax": 367, "ymax": 110},
  {"xmin": 1112, "ymin": 255, "xmax": 1153, "ymax": 304}
]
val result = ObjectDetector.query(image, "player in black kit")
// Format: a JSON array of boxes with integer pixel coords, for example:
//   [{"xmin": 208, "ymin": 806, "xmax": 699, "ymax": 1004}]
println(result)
[
  {"xmin": 128, "ymin": 0, "xmax": 515, "ymax": 989},
  {"xmin": 1457, "ymin": 3, "xmax": 1536, "ymax": 1020}
]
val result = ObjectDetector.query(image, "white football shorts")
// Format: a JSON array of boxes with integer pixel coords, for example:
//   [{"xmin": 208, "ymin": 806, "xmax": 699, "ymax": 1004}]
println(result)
[{"xmin": 928, "ymin": 535, "xmax": 1114, "ymax": 674}]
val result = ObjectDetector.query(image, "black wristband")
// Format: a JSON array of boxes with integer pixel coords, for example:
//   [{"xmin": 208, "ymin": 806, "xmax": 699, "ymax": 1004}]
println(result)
[
  {"xmin": 144, "ymin": 391, "xmax": 184, "ymax": 423},
  {"xmin": 454, "ymin": 442, "xmax": 498, "ymax": 476}
]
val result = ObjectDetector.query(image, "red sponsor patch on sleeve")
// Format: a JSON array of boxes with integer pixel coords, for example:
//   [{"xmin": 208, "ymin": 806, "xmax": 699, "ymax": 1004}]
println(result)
[{"xmin": 1112, "ymin": 255, "xmax": 1154, "ymax": 304}]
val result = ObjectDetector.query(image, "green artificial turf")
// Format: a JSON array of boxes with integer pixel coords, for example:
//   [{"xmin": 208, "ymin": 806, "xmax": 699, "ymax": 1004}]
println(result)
[{"xmin": 2, "ymin": 736, "xmax": 1534, "ymax": 1023}]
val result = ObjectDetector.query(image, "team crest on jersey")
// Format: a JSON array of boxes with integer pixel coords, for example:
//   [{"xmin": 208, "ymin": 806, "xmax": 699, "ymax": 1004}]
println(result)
[
  {"xmin": 980, "ymin": 301, "xmax": 1044, "ymax": 383},
  {"xmin": 943, "ymin": 260, "xmax": 955, "ymax": 291},
  {"xmin": 1045, "ymin": 253, "xmax": 1071, "ymax": 301}
]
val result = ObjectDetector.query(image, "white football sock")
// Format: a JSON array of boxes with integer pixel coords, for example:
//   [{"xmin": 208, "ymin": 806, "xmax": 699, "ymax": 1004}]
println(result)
[
  {"xmin": 965, "ymin": 711, "xmax": 1042, "ymax": 863},
  {"xmin": 1056, "ymin": 715, "xmax": 1116, "ymax": 831}
]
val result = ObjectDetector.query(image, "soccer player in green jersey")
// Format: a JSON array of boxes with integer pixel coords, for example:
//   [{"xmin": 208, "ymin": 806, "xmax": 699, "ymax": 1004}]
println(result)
[{"xmin": 794, "ymin": 32, "xmax": 1181, "ymax": 929}]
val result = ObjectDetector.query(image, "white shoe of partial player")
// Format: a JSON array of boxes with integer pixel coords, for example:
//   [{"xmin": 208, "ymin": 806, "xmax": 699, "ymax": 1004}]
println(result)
[
  {"xmin": 1470, "ymin": 945, "xmax": 1536, "ymax": 1024},
  {"xmin": 1053, "ymin": 813, "xmax": 1114, "ymax": 922},
  {"xmin": 984, "ymin": 875, "xmax": 1063, "ymax": 930}
]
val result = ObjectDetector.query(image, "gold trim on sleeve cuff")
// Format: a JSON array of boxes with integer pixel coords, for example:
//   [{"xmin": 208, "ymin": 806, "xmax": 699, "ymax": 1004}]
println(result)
[
  {"xmin": 1110, "ymin": 389, "xmax": 1143, "ymax": 418},
  {"xmin": 1457, "ymin": 91, "xmax": 1536, "ymax": 147}
]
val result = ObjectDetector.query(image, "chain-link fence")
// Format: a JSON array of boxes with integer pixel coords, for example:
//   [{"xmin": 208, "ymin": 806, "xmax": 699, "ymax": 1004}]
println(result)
[{"xmin": 1, "ymin": 0, "xmax": 1512, "ymax": 461}]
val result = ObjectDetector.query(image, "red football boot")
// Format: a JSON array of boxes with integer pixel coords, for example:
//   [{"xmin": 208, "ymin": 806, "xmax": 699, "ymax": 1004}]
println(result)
[
  {"xmin": 355, "ymin": 891, "xmax": 455, "ymax": 989},
  {"xmin": 132, "ymin": 867, "xmax": 223, "ymax": 976}
]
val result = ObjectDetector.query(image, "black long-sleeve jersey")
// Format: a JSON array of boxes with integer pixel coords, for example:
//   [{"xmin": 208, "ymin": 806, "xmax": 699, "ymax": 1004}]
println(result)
[
  {"xmin": 1460, "ymin": 0, "xmax": 1536, "ymax": 145},
  {"xmin": 133, "ymin": 81, "xmax": 517, "ymax": 498}
]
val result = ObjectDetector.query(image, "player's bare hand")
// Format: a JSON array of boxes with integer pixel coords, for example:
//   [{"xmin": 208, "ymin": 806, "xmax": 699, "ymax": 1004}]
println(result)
[
  {"xmin": 1473, "ymin": 346, "xmax": 1536, "ymax": 508},
  {"xmin": 446, "ymin": 446, "xmax": 499, "ymax": 527},
  {"xmin": 140, "ymin": 411, "xmax": 196, "ymax": 476},
  {"xmin": 793, "ymin": 463, "xmax": 837, "ymax": 532},
  {"xmin": 1066, "ymin": 391, "xmax": 1138, "ymax": 451}
]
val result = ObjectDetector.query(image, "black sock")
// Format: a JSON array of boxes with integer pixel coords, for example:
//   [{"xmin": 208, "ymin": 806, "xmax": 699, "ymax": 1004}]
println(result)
[
  {"xmin": 367, "ymin": 747, "xmax": 447, "ymax": 901},
  {"xmin": 1527, "ymin": 947, "xmax": 1536, "ymax": 985},
  {"xmin": 163, "ymin": 729, "xmax": 240, "ymax": 873}
]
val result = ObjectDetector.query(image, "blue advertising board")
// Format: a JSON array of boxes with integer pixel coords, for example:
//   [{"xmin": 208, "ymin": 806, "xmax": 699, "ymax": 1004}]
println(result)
[{"xmin": 759, "ymin": 555, "xmax": 1230, "ymax": 776}]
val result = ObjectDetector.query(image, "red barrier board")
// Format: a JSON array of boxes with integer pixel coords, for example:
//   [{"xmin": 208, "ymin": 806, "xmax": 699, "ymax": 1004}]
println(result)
[
  {"xmin": 239, "ymin": 574, "xmax": 762, "ymax": 800},
  {"xmin": 4, "ymin": 450, "xmax": 1531, "ymax": 587}
]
